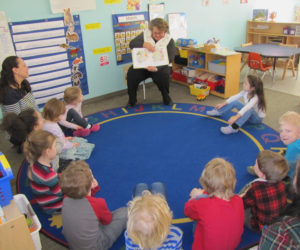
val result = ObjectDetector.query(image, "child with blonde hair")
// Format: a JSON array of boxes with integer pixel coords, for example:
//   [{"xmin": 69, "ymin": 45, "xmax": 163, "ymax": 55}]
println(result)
[
  {"xmin": 279, "ymin": 111, "xmax": 300, "ymax": 178},
  {"xmin": 23, "ymin": 130, "xmax": 63, "ymax": 214},
  {"xmin": 59, "ymin": 86, "xmax": 100, "ymax": 137},
  {"xmin": 184, "ymin": 158, "xmax": 244, "ymax": 250},
  {"xmin": 42, "ymin": 98, "xmax": 94, "ymax": 161},
  {"xmin": 60, "ymin": 160, "xmax": 127, "ymax": 250},
  {"xmin": 125, "ymin": 183, "xmax": 183, "ymax": 250},
  {"xmin": 241, "ymin": 150, "xmax": 289, "ymax": 232}
]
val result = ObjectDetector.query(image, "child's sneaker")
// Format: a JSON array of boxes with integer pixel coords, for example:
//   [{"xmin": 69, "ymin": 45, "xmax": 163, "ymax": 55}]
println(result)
[
  {"xmin": 73, "ymin": 128, "xmax": 90, "ymax": 137},
  {"xmin": 220, "ymin": 125, "xmax": 239, "ymax": 134},
  {"xmin": 90, "ymin": 124, "xmax": 100, "ymax": 132},
  {"xmin": 206, "ymin": 109, "xmax": 221, "ymax": 116}
]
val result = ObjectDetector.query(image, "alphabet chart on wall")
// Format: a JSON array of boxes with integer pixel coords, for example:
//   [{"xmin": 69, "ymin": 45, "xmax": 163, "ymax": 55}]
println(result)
[
  {"xmin": 8, "ymin": 15, "xmax": 88, "ymax": 107},
  {"xmin": 112, "ymin": 12, "xmax": 149, "ymax": 65}
]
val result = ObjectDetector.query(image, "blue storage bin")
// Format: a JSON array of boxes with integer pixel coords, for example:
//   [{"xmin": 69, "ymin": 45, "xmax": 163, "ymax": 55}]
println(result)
[{"xmin": 0, "ymin": 152, "xmax": 14, "ymax": 206}]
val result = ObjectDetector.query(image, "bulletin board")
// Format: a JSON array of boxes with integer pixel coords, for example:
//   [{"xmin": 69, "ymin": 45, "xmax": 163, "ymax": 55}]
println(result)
[
  {"xmin": 112, "ymin": 12, "xmax": 149, "ymax": 65},
  {"xmin": 8, "ymin": 15, "xmax": 88, "ymax": 107},
  {"xmin": 168, "ymin": 13, "xmax": 187, "ymax": 41}
]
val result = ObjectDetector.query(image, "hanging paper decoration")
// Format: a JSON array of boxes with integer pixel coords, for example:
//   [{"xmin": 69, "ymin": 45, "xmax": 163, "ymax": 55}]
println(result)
[
  {"xmin": 8, "ymin": 15, "xmax": 88, "ymax": 107},
  {"xmin": 202, "ymin": 0, "xmax": 210, "ymax": 7}
]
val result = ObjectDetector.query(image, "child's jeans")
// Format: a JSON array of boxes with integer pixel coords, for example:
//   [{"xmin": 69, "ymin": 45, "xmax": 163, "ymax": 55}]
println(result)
[
  {"xmin": 133, "ymin": 182, "xmax": 167, "ymax": 200},
  {"xmin": 218, "ymin": 101, "xmax": 263, "ymax": 127}
]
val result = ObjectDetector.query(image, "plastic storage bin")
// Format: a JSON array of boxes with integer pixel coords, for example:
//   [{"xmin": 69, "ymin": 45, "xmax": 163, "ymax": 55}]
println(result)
[
  {"xmin": 208, "ymin": 60, "xmax": 226, "ymax": 75},
  {"xmin": 0, "ymin": 153, "xmax": 14, "ymax": 206},
  {"xmin": 14, "ymin": 194, "xmax": 41, "ymax": 250},
  {"xmin": 189, "ymin": 85, "xmax": 210, "ymax": 96}
]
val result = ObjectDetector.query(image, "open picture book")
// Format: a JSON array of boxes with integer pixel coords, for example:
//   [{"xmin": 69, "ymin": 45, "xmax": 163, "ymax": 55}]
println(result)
[{"xmin": 132, "ymin": 47, "xmax": 169, "ymax": 69}]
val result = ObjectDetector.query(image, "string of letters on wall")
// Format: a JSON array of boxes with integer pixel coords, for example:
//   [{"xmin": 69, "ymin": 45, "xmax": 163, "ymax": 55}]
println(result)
[{"xmin": 8, "ymin": 15, "xmax": 88, "ymax": 107}]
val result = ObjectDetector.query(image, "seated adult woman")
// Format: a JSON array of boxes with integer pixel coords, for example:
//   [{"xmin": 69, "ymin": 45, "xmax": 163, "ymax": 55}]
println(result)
[
  {"xmin": 0, "ymin": 56, "xmax": 38, "ymax": 115},
  {"xmin": 126, "ymin": 18, "xmax": 177, "ymax": 107}
]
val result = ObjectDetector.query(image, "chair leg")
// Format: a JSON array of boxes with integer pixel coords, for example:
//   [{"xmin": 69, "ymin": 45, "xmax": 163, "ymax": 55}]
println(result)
[
  {"xmin": 142, "ymin": 81, "xmax": 146, "ymax": 100},
  {"xmin": 282, "ymin": 60, "xmax": 289, "ymax": 80},
  {"xmin": 290, "ymin": 60, "xmax": 296, "ymax": 77},
  {"xmin": 261, "ymin": 72, "xmax": 266, "ymax": 80}
]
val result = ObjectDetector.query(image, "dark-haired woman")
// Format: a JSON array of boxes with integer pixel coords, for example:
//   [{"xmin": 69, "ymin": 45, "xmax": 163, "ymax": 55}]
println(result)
[{"xmin": 0, "ymin": 56, "xmax": 37, "ymax": 115}]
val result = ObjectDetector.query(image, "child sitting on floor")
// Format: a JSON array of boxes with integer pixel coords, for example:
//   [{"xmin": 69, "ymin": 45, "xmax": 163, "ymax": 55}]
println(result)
[
  {"xmin": 184, "ymin": 158, "xmax": 244, "ymax": 250},
  {"xmin": 279, "ymin": 111, "xmax": 300, "ymax": 179},
  {"xmin": 42, "ymin": 98, "xmax": 95, "ymax": 161},
  {"xmin": 59, "ymin": 86, "xmax": 100, "ymax": 137},
  {"xmin": 206, "ymin": 75, "xmax": 266, "ymax": 134},
  {"xmin": 240, "ymin": 150, "xmax": 289, "ymax": 232},
  {"xmin": 23, "ymin": 130, "xmax": 63, "ymax": 214},
  {"xmin": 60, "ymin": 160, "xmax": 127, "ymax": 250},
  {"xmin": 0, "ymin": 108, "xmax": 66, "ymax": 172},
  {"xmin": 125, "ymin": 182, "xmax": 183, "ymax": 249},
  {"xmin": 0, "ymin": 108, "xmax": 44, "ymax": 153}
]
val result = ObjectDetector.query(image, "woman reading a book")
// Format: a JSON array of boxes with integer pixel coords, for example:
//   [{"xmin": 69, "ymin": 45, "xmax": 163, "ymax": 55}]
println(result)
[{"xmin": 126, "ymin": 18, "xmax": 177, "ymax": 108}]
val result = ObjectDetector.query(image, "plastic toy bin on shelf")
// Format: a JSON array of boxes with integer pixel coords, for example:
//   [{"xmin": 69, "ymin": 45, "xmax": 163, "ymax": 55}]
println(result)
[
  {"xmin": 208, "ymin": 60, "xmax": 226, "ymax": 75},
  {"xmin": 0, "ymin": 152, "xmax": 14, "ymax": 207},
  {"xmin": 14, "ymin": 194, "xmax": 42, "ymax": 250}
]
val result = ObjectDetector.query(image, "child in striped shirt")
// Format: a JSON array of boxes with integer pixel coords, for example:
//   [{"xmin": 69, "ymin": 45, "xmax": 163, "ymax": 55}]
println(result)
[
  {"xmin": 23, "ymin": 130, "xmax": 63, "ymax": 214},
  {"xmin": 125, "ymin": 184, "xmax": 183, "ymax": 250}
]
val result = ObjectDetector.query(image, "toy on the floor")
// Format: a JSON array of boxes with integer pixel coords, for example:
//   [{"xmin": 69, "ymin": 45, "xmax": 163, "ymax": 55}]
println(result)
[{"xmin": 197, "ymin": 94, "xmax": 207, "ymax": 101}]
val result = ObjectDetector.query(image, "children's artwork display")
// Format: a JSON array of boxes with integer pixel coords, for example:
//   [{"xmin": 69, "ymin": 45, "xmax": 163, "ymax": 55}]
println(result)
[
  {"xmin": 8, "ymin": 15, "xmax": 88, "ymax": 106},
  {"xmin": 0, "ymin": 11, "xmax": 15, "ymax": 71},
  {"xmin": 168, "ymin": 13, "xmax": 187, "ymax": 41},
  {"xmin": 132, "ymin": 47, "xmax": 168, "ymax": 69},
  {"xmin": 112, "ymin": 12, "xmax": 149, "ymax": 65},
  {"xmin": 253, "ymin": 9, "xmax": 268, "ymax": 21}
]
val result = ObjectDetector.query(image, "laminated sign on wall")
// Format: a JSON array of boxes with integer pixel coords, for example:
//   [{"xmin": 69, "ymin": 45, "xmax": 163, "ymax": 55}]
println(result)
[{"xmin": 8, "ymin": 15, "xmax": 88, "ymax": 107}]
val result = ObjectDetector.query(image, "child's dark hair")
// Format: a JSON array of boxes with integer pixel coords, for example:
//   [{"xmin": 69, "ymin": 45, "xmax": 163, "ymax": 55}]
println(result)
[
  {"xmin": 247, "ymin": 75, "xmax": 266, "ymax": 112},
  {"xmin": 0, "ymin": 109, "xmax": 38, "ymax": 152},
  {"xmin": 23, "ymin": 130, "xmax": 56, "ymax": 164},
  {"xmin": 60, "ymin": 161, "xmax": 93, "ymax": 199},
  {"xmin": 42, "ymin": 98, "xmax": 65, "ymax": 121},
  {"xmin": 257, "ymin": 150, "xmax": 289, "ymax": 182},
  {"xmin": 0, "ymin": 56, "xmax": 31, "ymax": 104}
]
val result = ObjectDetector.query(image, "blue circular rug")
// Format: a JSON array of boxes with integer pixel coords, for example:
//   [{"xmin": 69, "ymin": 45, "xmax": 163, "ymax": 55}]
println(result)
[{"xmin": 17, "ymin": 103, "xmax": 285, "ymax": 249}]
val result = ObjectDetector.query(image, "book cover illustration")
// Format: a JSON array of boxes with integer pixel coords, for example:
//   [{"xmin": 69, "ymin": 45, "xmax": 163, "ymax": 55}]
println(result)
[{"xmin": 132, "ymin": 47, "xmax": 169, "ymax": 69}]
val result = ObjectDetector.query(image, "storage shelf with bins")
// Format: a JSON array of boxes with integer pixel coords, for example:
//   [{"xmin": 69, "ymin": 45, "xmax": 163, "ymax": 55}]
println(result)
[
  {"xmin": 247, "ymin": 20, "xmax": 300, "ymax": 45},
  {"xmin": 172, "ymin": 47, "xmax": 241, "ymax": 99}
]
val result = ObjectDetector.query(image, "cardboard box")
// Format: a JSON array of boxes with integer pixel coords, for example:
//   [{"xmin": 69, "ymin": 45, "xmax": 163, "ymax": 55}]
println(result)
[
  {"xmin": 14, "ymin": 194, "xmax": 41, "ymax": 250},
  {"xmin": 0, "ymin": 199, "xmax": 35, "ymax": 250}
]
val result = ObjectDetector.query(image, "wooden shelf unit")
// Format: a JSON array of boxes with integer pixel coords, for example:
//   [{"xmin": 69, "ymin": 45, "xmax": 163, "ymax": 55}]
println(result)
[
  {"xmin": 247, "ymin": 20, "xmax": 300, "ymax": 45},
  {"xmin": 172, "ymin": 47, "xmax": 241, "ymax": 99}
]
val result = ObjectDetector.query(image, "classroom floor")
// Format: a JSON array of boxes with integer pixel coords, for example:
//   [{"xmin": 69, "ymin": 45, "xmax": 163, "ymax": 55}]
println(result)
[{"xmin": 1, "ymin": 66, "xmax": 300, "ymax": 250}]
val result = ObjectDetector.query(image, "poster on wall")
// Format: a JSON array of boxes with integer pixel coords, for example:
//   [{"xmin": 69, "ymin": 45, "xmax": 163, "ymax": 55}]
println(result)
[
  {"xmin": 148, "ymin": 3, "xmax": 165, "ymax": 20},
  {"xmin": 112, "ymin": 12, "xmax": 149, "ymax": 65},
  {"xmin": 168, "ymin": 13, "xmax": 187, "ymax": 41},
  {"xmin": 8, "ymin": 15, "xmax": 88, "ymax": 107},
  {"xmin": 50, "ymin": 0, "xmax": 96, "ymax": 13},
  {"xmin": 0, "ymin": 11, "xmax": 15, "ymax": 71}
]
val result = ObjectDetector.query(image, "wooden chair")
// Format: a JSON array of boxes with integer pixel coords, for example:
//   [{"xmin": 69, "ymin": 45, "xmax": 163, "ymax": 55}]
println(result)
[
  {"xmin": 240, "ymin": 42, "xmax": 253, "ymax": 72},
  {"xmin": 279, "ymin": 43, "xmax": 298, "ymax": 80},
  {"xmin": 247, "ymin": 52, "xmax": 273, "ymax": 80}
]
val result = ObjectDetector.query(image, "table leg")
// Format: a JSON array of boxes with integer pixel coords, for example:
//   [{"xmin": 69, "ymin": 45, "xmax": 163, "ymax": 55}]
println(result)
[{"xmin": 272, "ymin": 58, "xmax": 277, "ymax": 82}]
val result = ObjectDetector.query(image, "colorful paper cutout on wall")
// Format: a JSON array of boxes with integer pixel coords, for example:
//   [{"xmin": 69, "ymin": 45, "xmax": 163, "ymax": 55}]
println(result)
[{"xmin": 127, "ymin": 0, "xmax": 141, "ymax": 11}]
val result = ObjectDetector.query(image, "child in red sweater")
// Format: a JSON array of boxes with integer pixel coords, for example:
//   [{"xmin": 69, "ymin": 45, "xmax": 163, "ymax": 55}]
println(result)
[{"xmin": 184, "ymin": 158, "xmax": 244, "ymax": 250}]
